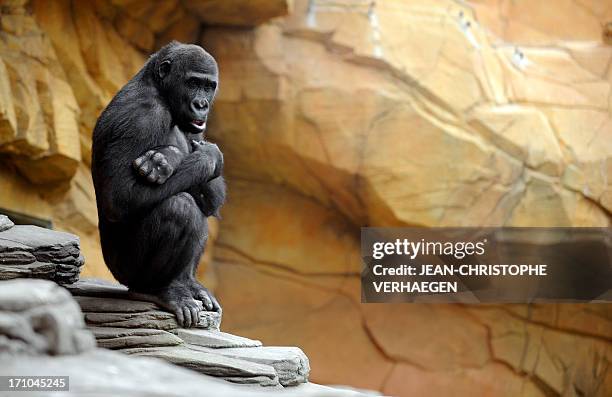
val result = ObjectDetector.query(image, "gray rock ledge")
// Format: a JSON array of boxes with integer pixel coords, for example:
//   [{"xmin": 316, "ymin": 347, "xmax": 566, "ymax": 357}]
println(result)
[{"xmin": 0, "ymin": 221, "xmax": 83, "ymax": 284}]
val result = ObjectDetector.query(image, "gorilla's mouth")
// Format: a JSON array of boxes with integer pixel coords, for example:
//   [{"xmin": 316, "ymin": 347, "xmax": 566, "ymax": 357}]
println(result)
[{"xmin": 191, "ymin": 119, "xmax": 206, "ymax": 131}]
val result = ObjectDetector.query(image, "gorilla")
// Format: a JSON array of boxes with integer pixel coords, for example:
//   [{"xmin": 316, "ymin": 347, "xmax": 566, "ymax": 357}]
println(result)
[{"xmin": 91, "ymin": 41, "xmax": 225, "ymax": 327}]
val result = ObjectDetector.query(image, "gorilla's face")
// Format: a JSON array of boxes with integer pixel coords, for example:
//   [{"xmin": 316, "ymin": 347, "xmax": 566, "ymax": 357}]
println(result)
[{"xmin": 157, "ymin": 43, "xmax": 219, "ymax": 135}]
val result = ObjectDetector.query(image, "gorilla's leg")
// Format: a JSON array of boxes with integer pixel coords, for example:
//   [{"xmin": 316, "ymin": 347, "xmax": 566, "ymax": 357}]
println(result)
[{"xmin": 127, "ymin": 192, "xmax": 220, "ymax": 327}]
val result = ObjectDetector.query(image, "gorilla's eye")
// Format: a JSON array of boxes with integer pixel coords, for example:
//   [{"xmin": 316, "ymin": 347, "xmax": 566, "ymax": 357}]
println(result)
[
  {"xmin": 205, "ymin": 80, "xmax": 217, "ymax": 91},
  {"xmin": 186, "ymin": 77, "xmax": 217, "ymax": 91},
  {"xmin": 186, "ymin": 78, "xmax": 200, "ymax": 88}
]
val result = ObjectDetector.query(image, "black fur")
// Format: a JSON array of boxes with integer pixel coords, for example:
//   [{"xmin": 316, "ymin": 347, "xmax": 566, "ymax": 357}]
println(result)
[{"xmin": 91, "ymin": 42, "xmax": 224, "ymax": 327}]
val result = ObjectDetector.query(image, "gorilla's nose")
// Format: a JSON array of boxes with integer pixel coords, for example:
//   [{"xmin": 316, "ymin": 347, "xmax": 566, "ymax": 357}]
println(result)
[{"xmin": 191, "ymin": 98, "xmax": 209, "ymax": 115}]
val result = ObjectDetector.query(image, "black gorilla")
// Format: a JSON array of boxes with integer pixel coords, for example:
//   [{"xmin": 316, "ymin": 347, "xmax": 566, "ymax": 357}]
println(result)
[{"xmin": 91, "ymin": 41, "xmax": 225, "ymax": 327}]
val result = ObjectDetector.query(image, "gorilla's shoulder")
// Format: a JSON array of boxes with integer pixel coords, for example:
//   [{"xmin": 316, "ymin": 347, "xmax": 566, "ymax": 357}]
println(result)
[{"xmin": 94, "ymin": 83, "xmax": 169, "ymax": 141}]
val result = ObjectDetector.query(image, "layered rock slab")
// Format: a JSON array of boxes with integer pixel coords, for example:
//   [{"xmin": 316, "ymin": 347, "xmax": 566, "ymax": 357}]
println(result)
[
  {"xmin": 67, "ymin": 279, "xmax": 222, "ymax": 330},
  {"xmin": 0, "ymin": 279, "xmax": 370, "ymax": 396},
  {"xmin": 0, "ymin": 215, "xmax": 13, "ymax": 232},
  {"xmin": 123, "ymin": 345, "xmax": 280, "ymax": 386},
  {"xmin": 0, "ymin": 218, "xmax": 84, "ymax": 284},
  {"xmin": 91, "ymin": 327, "xmax": 183, "ymax": 349},
  {"xmin": 178, "ymin": 328, "xmax": 262, "ymax": 348},
  {"xmin": 190, "ymin": 345, "xmax": 311, "ymax": 386},
  {"xmin": 68, "ymin": 278, "xmax": 311, "ymax": 388},
  {"xmin": 4, "ymin": 350, "xmax": 372, "ymax": 397}
]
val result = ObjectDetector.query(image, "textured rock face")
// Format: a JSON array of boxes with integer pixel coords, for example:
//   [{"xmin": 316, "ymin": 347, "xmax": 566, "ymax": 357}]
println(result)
[
  {"xmin": 67, "ymin": 279, "xmax": 222, "ymax": 331},
  {"xmin": 68, "ymin": 278, "xmax": 310, "ymax": 388},
  {"xmin": 177, "ymin": 328, "xmax": 262, "ymax": 348},
  {"xmin": 0, "ymin": 218, "xmax": 84, "ymax": 284},
  {"xmin": 0, "ymin": 1, "xmax": 81, "ymax": 184},
  {"xmin": 0, "ymin": 1, "xmax": 610, "ymax": 396},
  {"xmin": 0, "ymin": 279, "xmax": 95, "ymax": 355},
  {"xmin": 197, "ymin": 346, "xmax": 311, "ymax": 386},
  {"xmin": 199, "ymin": 0, "xmax": 612, "ymax": 395},
  {"xmin": 184, "ymin": 0, "xmax": 290, "ymax": 27},
  {"xmin": 0, "ymin": 239, "xmax": 355, "ymax": 394},
  {"xmin": 205, "ymin": 0, "xmax": 612, "ymax": 229},
  {"xmin": 4, "ymin": 349, "xmax": 368, "ymax": 397},
  {"xmin": 0, "ymin": 215, "xmax": 13, "ymax": 232},
  {"xmin": 126, "ymin": 346, "xmax": 281, "ymax": 387},
  {"xmin": 1, "ymin": 280, "xmax": 359, "ymax": 397}
]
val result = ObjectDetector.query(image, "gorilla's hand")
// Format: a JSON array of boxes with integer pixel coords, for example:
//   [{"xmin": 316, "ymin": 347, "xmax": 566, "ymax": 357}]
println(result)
[
  {"xmin": 133, "ymin": 146, "xmax": 184, "ymax": 184},
  {"xmin": 189, "ymin": 176, "xmax": 226, "ymax": 218},
  {"xmin": 191, "ymin": 140, "xmax": 224, "ymax": 180}
]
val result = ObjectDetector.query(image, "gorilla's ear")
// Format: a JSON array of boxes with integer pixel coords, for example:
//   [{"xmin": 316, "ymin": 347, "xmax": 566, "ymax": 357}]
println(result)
[{"xmin": 158, "ymin": 60, "xmax": 172, "ymax": 80}]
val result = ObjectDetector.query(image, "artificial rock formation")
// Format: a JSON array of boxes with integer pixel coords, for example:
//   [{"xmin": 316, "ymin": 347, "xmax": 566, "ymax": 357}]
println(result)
[
  {"xmin": 0, "ymin": 217, "xmax": 313, "ymax": 389},
  {"xmin": 0, "ymin": 1, "xmax": 81, "ymax": 184},
  {"xmin": 66, "ymin": 279, "xmax": 310, "ymax": 388},
  {"xmin": 0, "ymin": 279, "xmax": 369, "ymax": 396},
  {"xmin": 0, "ymin": 278, "xmax": 94, "ymax": 355},
  {"xmin": 0, "ymin": 215, "xmax": 84, "ymax": 283},
  {"xmin": 201, "ymin": 1, "xmax": 612, "ymax": 395},
  {"xmin": 205, "ymin": 0, "xmax": 612, "ymax": 229},
  {"xmin": 0, "ymin": 1, "xmax": 611, "ymax": 396},
  {"xmin": 0, "ymin": 214, "xmax": 13, "ymax": 232}
]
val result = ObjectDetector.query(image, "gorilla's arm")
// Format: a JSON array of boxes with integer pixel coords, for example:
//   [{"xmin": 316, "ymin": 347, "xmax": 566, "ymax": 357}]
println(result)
[
  {"xmin": 95, "ymin": 136, "xmax": 223, "ymax": 223},
  {"xmin": 132, "ymin": 140, "xmax": 226, "ymax": 217},
  {"xmin": 189, "ymin": 176, "xmax": 226, "ymax": 217}
]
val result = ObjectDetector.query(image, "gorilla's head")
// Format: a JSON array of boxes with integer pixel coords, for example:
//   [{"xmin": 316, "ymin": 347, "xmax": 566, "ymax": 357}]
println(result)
[{"xmin": 153, "ymin": 41, "xmax": 219, "ymax": 134}]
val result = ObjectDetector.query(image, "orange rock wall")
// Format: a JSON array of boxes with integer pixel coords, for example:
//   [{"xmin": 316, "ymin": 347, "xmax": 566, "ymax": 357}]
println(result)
[
  {"xmin": 204, "ymin": 1, "xmax": 612, "ymax": 395},
  {"xmin": 0, "ymin": 1, "xmax": 610, "ymax": 396}
]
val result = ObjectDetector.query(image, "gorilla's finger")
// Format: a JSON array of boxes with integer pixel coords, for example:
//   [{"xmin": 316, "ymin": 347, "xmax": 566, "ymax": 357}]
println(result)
[
  {"xmin": 189, "ymin": 306, "xmax": 199, "ymax": 326},
  {"xmin": 197, "ymin": 291, "xmax": 213, "ymax": 310},
  {"xmin": 133, "ymin": 157, "xmax": 145, "ymax": 167},
  {"xmin": 139, "ymin": 162, "xmax": 153, "ymax": 176},
  {"xmin": 175, "ymin": 307, "xmax": 185, "ymax": 327},
  {"xmin": 147, "ymin": 172, "xmax": 158, "ymax": 182},
  {"xmin": 152, "ymin": 152, "xmax": 165, "ymax": 163},
  {"xmin": 182, "ymin": 306, "xmax": 192, "ymax": 328},
  {"xmin": 210, "ymin": 295, "xmax": 221, "ymax": 312},
  {"xmin": 205, "ymin": 294, "xmax": 214, "ymax": 311},
  {"xmin": 145, "ymin": 150, "xmax": 155, "ymax": 157},
  {"xmin": 205, "ymin": 142, "xmax": 219, "ymax": 152}
]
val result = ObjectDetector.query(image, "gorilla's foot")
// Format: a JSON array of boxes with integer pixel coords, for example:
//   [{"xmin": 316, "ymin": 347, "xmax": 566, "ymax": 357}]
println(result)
[
  {"xmin": 187, "ymin": 279, "xmax": 221, "ymax": 313},
  {"xmin": 156, "ymin": 281, "xmax": 204, "ymax": 328}
]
